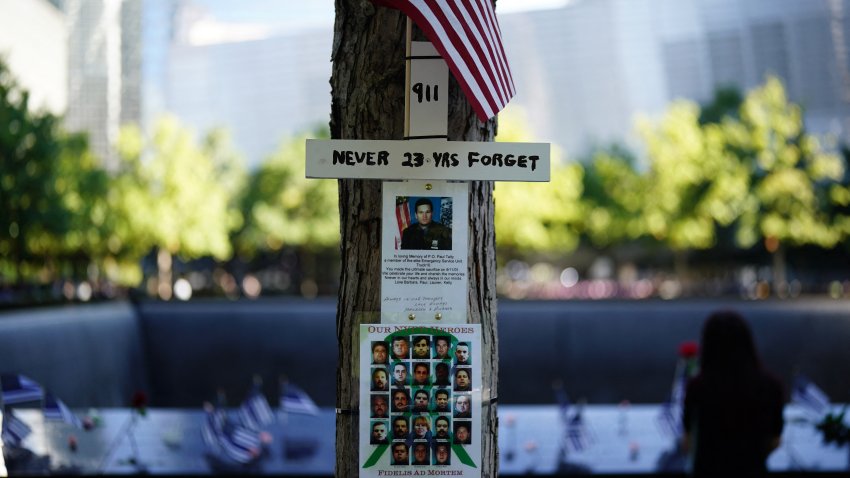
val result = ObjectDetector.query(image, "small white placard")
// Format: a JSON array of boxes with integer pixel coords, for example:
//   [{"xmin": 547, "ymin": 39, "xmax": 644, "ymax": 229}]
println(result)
[
  {"xmin": 359, "ymin": 324, "xmax": 482, "ymax": 477},
  {"xmin": 306, "ymin": 138, "xmax": 549, "ymax": 182},
  {"xmin": 409, "ymin": 42, "xmax": 448, "ymax": 139},
  {"xmin": 381, "ymin": 180, "xmax": 468, "ymax": 323}
]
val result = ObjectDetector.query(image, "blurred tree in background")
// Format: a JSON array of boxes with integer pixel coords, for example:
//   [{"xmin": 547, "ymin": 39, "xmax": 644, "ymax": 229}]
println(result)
[
  {"xmin": 232, "ymin": 126, "xmax": 339, "ymax": 296},
  {"xmin": 234, "ymin": 126, "xmax": 338, "ymax": 255},
  {"xmin": 114, "ymin": 117, "xmax": 245, "ymax": 297},
  {"xmin": 581, "ymin": 144, "xmax": 646, "ymax": 248},
  {"xmin": 0, "ymin": 61, "xmax": 110, "ymax": 289},
  {"xmin": 723, "ymin": 77, "xmax": 848, "ymax": 288},
  {"xmin": 495, "ymin": 108, "xmax": 583, "ymax": 254},
  {"xmin": 2, "ymin": 54, "xmax": 848, "ymax": 304}
]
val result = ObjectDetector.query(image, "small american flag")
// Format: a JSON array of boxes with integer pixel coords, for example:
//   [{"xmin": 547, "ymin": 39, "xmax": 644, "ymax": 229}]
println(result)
[
  {"xmin": 2, "ymin": 410, "xmax": 32, "ymax": 448},
  {"xmin": 395, "ymin": 197, "xmax": 411, "ymax": 249},
  {"xmin": 791, "ymin": 375, "xmax": 830, "ymax": 417},
  {"xmin": 43, "ymin": 392, "xmax": 82, "ymax": 429},
  {"xmin": 201, "ymin": 404, "xmax": 261, "ymax": 464},
  {"xmin": 566, "ymin": 412, "xmax": 588, "ymax": 452},
  {"xmin": 373, "ymin": 0, "xmax": 515, "ymax": 121},
  {"xmin": 238, "ymin": 385, "xmax": 275, "ymax": 431},
  {"xmin": 0, "ymin": 374, "xmax": 44, "ymax": 405},
  {"xmin": 280, "ymin": 381, "xmax": 319, "ymax": 416}
]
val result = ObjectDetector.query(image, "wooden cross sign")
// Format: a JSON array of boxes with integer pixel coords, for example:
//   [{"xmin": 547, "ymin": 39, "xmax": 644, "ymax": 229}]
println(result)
[{"xmin": 306, "ymin": 41, "xmax": 550, "ymax": 323}]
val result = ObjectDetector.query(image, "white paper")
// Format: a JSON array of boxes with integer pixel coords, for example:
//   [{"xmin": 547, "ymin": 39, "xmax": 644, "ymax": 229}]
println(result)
[
  {"xmin": 359, "ymin": 324, "xmax": 482, "ymax": 477},
  {"xmin": 381, "ymin": 180, "xmax": 468, "ymax": 323}
]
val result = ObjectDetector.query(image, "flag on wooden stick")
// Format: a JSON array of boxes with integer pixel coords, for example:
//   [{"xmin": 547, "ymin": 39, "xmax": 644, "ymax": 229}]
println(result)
[{"xmin": 373, "ymin": 0, "xmax": 516, "ymax": 121}]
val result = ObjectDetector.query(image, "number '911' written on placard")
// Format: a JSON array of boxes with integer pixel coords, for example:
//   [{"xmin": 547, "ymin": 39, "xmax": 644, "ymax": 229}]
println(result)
[{"xmin": 307, "ymin": 139, "xmax": 550, "ymax": 182}]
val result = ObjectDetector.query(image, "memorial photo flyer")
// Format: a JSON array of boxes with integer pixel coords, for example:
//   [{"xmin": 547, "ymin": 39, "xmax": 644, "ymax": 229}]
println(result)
[
  {"xmin": 381, "ymin": 181, "xmax": 469, "ymax": 323},
  {"xmin": 359, "ymin": 324, "xmax": 482, "ymax": 477}
]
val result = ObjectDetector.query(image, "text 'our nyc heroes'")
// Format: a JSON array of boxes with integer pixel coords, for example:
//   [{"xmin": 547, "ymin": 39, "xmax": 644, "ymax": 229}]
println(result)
[{"xmin": 332, "ymin": 149, "xmax": 540, "ymax": 171}]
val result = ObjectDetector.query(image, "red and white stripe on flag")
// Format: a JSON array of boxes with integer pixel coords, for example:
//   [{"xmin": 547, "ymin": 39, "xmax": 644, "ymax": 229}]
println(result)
[
  {"xmin": 373, "ymin": 0, "xmax": 516, "ymax": 122},
  {"xmin": 395, "ymin": 198, "xmax": 411, "ymax": 248}
]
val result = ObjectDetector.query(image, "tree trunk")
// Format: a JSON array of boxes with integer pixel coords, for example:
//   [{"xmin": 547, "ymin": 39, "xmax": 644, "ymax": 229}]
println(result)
[{"xmin": 331, "ymin": 2, "xmax": 499, "ymax": 476}]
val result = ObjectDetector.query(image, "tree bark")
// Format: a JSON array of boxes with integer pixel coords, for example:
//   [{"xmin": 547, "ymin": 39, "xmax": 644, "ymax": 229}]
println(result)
[{"xmin": 331, "ymin": 1, "xmax": 498, "ymax": 476}]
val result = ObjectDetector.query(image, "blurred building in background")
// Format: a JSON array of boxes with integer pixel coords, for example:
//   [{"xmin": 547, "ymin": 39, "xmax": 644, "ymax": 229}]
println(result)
[
  {"xmin": 501, "ymin": 0, "xmax": 850, "ymax": 159},
  {"xmin": 0, "ymin": 0, "xmax": 142, "ymax": 168},
  {"xmin": 163, "ymin": 2, "xmax": 331, "ymax": 167},
  {"xmin": 64, "ymin": 0, "xmax": 142, "ymax": 168},
  {"xmin": 0, "ymin": 0, "xmax": 67, "ymax": 114},
  {"xmin": 2, "ymin": 0, "xmax": 849, "ymax": 167},
  {"xmin": 147, "ymin": 0, "xmax": 850, "ymax": 167}
]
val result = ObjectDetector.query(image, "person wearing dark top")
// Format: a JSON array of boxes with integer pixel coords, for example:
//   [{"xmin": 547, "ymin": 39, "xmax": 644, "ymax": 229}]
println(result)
[
  {"xmin": 683, "ymin": 310, "xmax": 784, "ymax": 477},
  {"xmin": 400, "ymin": 198, "xmax": 451, "ymax": 250}
]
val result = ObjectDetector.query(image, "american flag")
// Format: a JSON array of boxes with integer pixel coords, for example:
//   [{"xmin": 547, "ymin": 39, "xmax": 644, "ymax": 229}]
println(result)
[
  {"xmin": 373, "ymin": 0, "xmax": 515, "ymax": 121},
  {"xmin": 656, "ymin": 401, "xmax": 683, "ymax": 438},
  {"xmin": 0, "ymin": 374, "xmax": 44, "ymax": 405},
  {"xmin": 201, "ymin": 404, "xmax": 261, "ymax": 464},
  {"xmin": 43, "ymin": 392, "xmax": 82, "ymax": 429},
  {"xmin": 395, "ymin": 197, "xmax": 411, "ymax": 249},
  {"xmin": 791, "ymin": 375, "xmax": 830, "ymax": 417},
  {"xmin": 280, "ymin": 381, "xmax": 319, "ymax": 416},
  {"xmin": 1, "ymin": 410, "xmax": 32, "ymax": 448},
  {"xmin": 566, "ymin": 412, "xmax": 588, "ymax": 452},
  {"xmin": 238, "ymin": 385, "xmax": 275, "ymax": 431},
  {"xmin": 553, "ymin": 385, "xmax": 570, "ymax": 426}
]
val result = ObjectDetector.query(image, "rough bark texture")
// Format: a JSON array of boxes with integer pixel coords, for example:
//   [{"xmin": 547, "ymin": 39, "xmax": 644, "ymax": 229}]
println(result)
[{"xmin": 331, "ymin": 1, "xmax": 498, "ymax": 476}]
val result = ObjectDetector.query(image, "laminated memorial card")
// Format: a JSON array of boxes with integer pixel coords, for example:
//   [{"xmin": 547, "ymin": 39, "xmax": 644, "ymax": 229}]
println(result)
[
  {"xmin": 360, "ymin": 324, "xmax": 482, "ymax": 477},
  {"xmin": 381, "ymin": 180, "xmax": 468, "ymax": 323}
]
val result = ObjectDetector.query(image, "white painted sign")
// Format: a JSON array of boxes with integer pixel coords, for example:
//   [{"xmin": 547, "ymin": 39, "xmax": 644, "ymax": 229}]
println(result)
[
  {"xmin": 306, "ymin": 138, "xmax": 549, "ymax": 182},
  {"xmin": 381, "ymin": 180, "xmax": 468, "ymax": 323},
  {"xmin": 408, "ymin": 42, "xmax": 448, "ymax": 139},
  {"xmin": 360, "ymin": 324, "xmax": 482, "ymax": 477}
]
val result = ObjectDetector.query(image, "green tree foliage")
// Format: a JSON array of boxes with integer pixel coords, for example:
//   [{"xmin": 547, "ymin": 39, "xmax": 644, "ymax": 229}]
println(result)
[
  {"xmin": 234, "ymin": 126, "xmax": 339, "ymax": 256},
  {"xmin": 51, "ymin": 133, "xmax": 114, "ymax": 280},
  {"xmin": 724, "ymin": 77, "xmax": 847, "ymax": 251},
  {"xmin": 699, "ymin": 86, "xmax": 743, "ymax": 125},
  {"xmin": 637, "ymin": 101, "xmax": 749, "ymax": 251},
  {"xmin": 0, "ymin": 60, "xmax": 105, "ymax": 284},
  {"xmin": 113, "ymin": 116, "xmax": 241, "ymax": 282},
  {"xmin": 581, "ymin": 145, "xmax": 645, "ymax": 247},
  {"xmin": 494, "ymin": 107, "xmax": 584, "ymax": 252}
]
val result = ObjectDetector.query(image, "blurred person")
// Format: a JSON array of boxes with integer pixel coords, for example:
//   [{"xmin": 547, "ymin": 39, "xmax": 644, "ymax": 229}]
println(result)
[
  {"xmin": 413, "ymin": 389, "xmax": 430, "ymax": 412},
  {"xmin": 412, "ymin": 443, "xmax": 430, "ymax": 465},
  {"xmin": 683, "ymin": 310, "xmax": 784, "ymax": 477},
  {"xmin": 454, "ymin": 368, "xmax": 471, "ymax": 391},
  {"xmin": 454, "ymin": 395, "xmax": 471, "ymax": 418},
  {"xmin": 372, "ymin": 341, "xmax": 389, "ymax": 364},
  {"xmin": 371, "ymin": 421, "xmax": 389, "ymax": 444},
  {"xmin": 391, "ymin": 443, "xmax": 409, "ymax": 465},
  {"xmin": 392, "ymin": 336, "xmax": 410, "ymax": 359},
  {"xmin": 392, "ymin": 363, "xmax": 409, "ymax": 387},
  {"xmin": 401, "ymin": 197, "xmax": 452, "ymax": 250},
  {"xmin": 434, "ymin": 336, "xmax": 451, "ymax": 359},
  {"xmin": 412, "ymin": 362, "xmax": 430, "ymax": 386},
  {"xmin": 454, "ymin": 342, "xmax": 470, "ymax": 364},
  {"xmin": 392, "ymin": 389, "xmax": 410, "ymax": 412},
  {"xmin": 371, "ymin": 368, "xmax": 388, "ymax": 391},
  {"xmin": 412, "ymin": 336, "xmax": 431, "ymax": 359}
]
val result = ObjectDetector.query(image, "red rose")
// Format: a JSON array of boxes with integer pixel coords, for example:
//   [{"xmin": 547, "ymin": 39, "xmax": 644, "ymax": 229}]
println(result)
[
  {"xmin": 678, "ymin": 341, "xmax": 699, "ymax": 359},
  {"xmin": 131, "ymin": 391, "xmax": 148, "ymax": 416}
]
